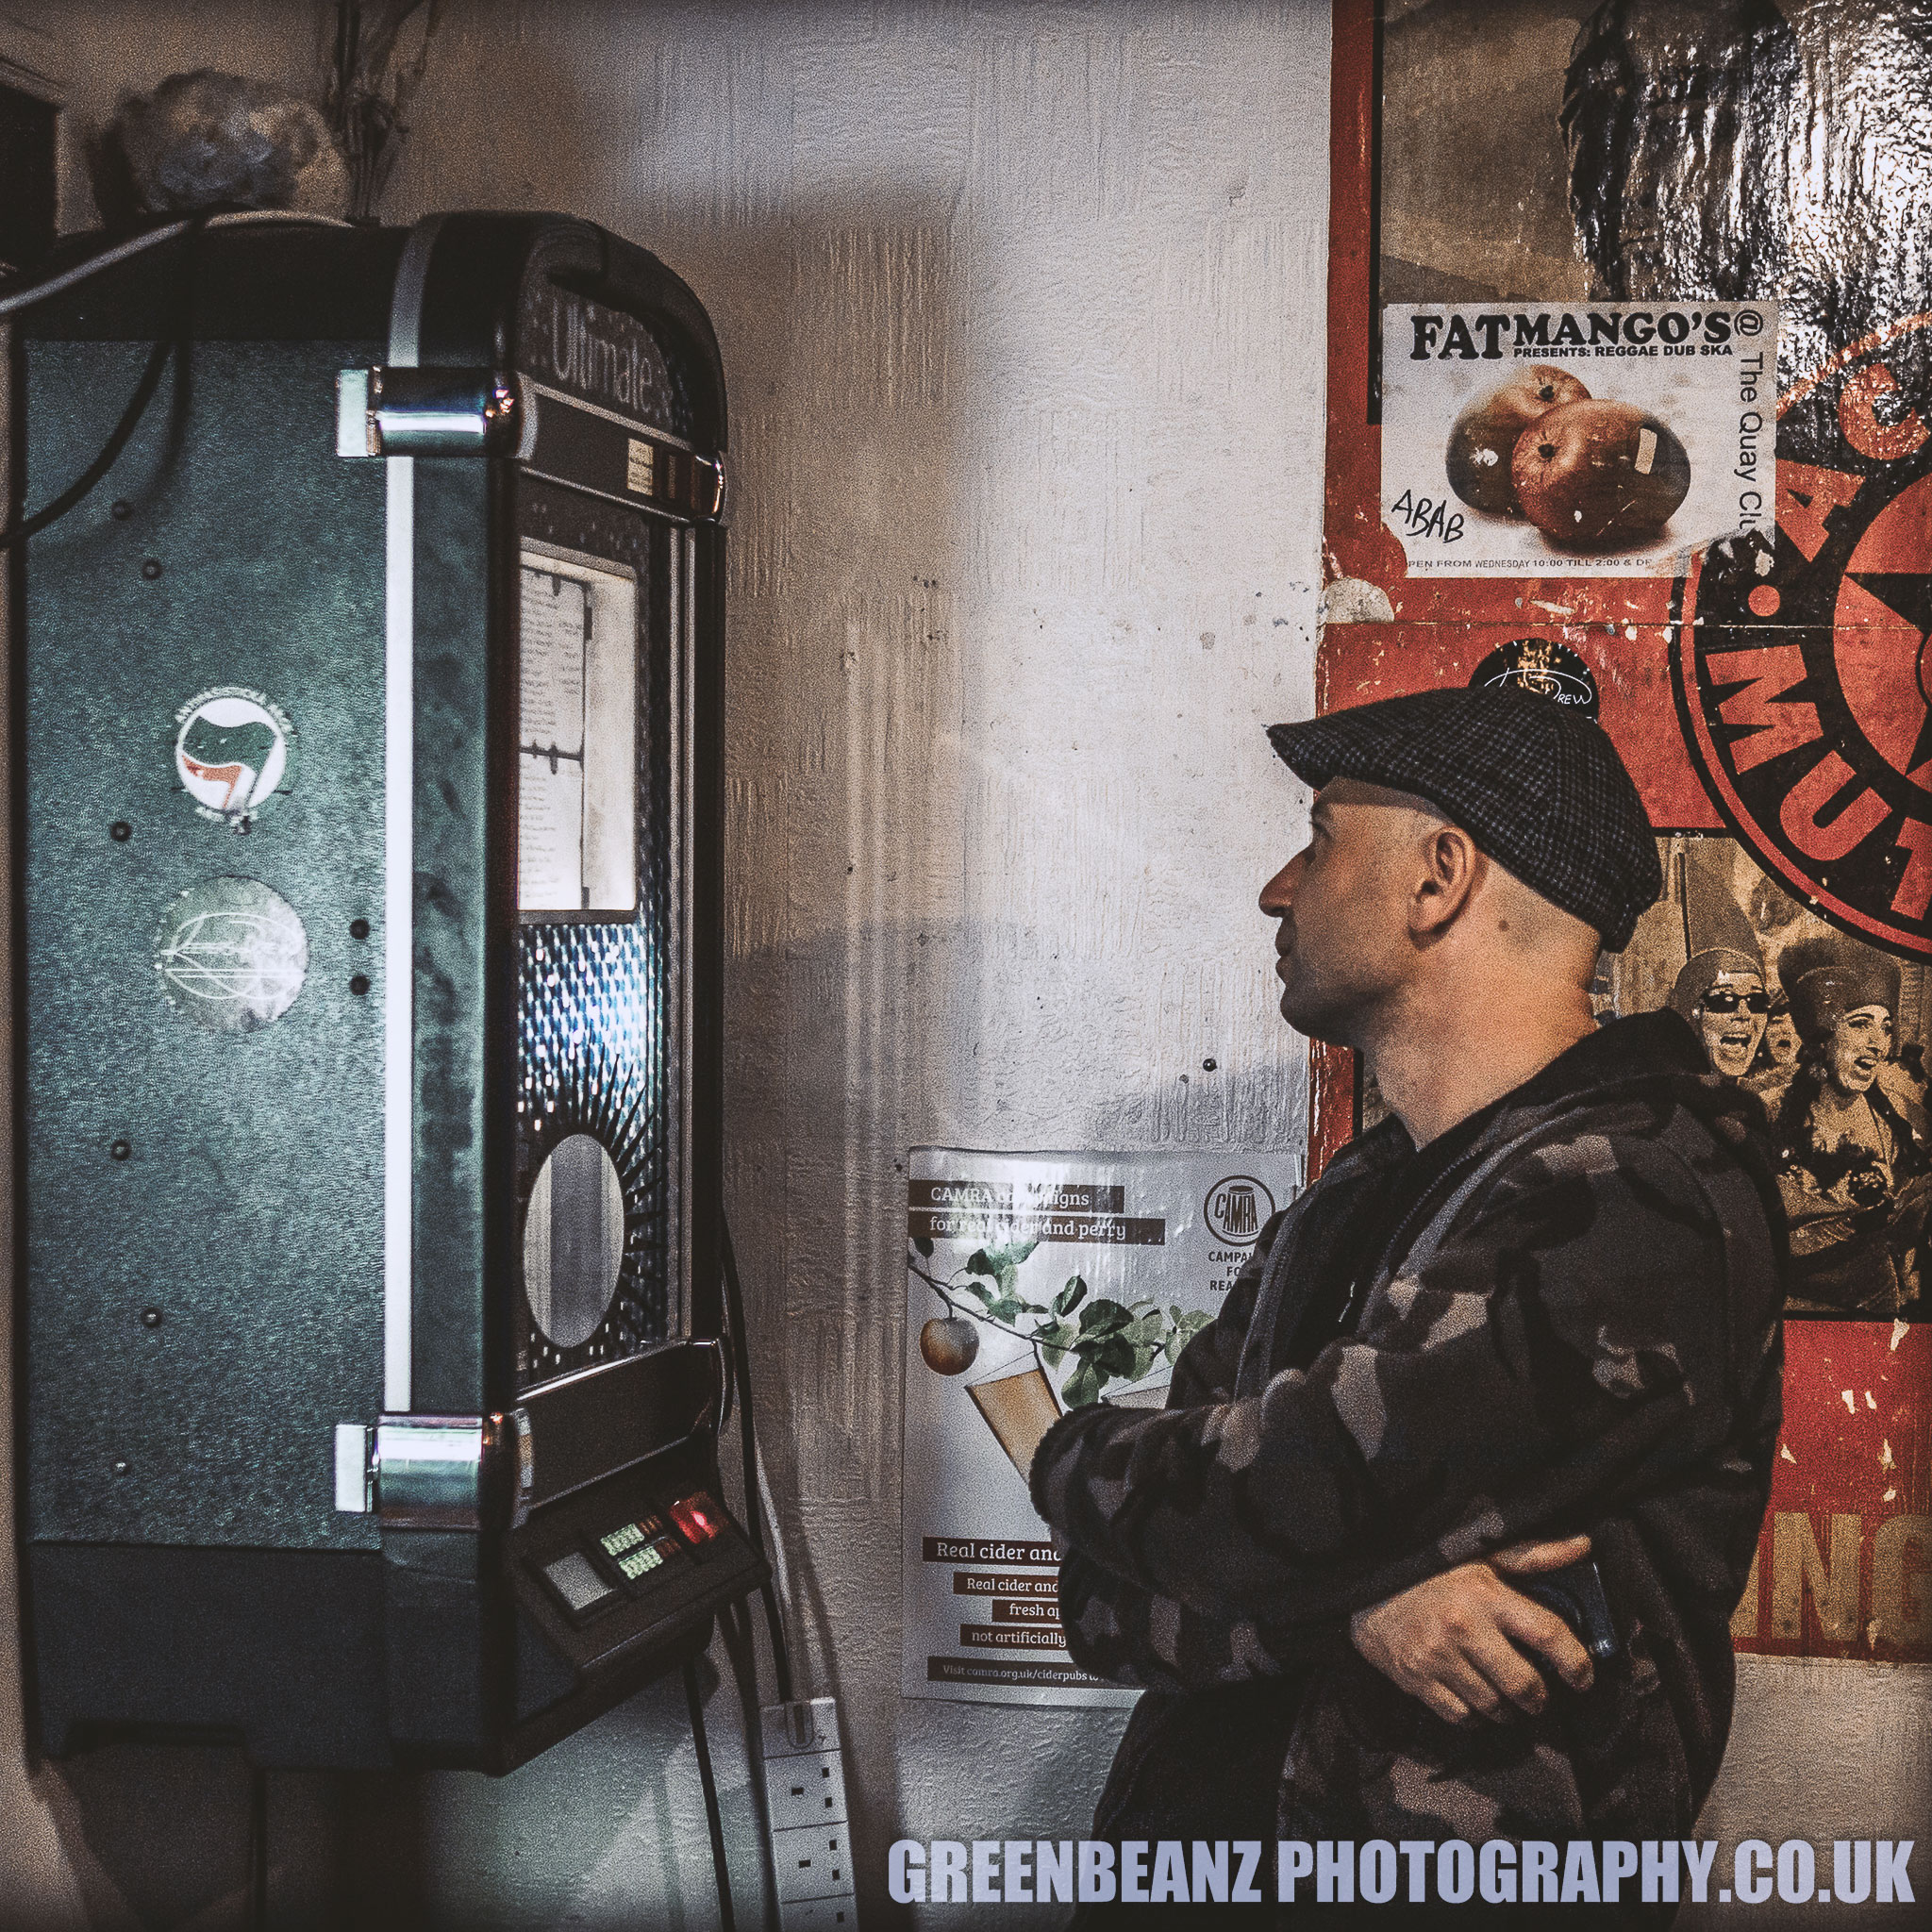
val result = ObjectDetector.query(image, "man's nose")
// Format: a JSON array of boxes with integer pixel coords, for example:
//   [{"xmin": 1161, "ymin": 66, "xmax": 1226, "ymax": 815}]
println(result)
[{"xmin": 1258, "ymin": 857, "xmax": 1299, "ymax": 917}]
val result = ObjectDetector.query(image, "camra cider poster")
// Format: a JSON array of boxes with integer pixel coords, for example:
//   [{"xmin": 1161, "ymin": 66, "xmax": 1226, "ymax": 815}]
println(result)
[
  {"xmin": 901, "ymin": 1147, "xmax": 1295, "ymax": 1707},
  {"xmin": 1380, "ymin": 300, "xmax": 1777, "ymax": 575}
]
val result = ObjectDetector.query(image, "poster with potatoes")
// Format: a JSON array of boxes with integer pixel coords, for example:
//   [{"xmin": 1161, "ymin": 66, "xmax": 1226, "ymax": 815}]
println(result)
[
  {"xmin": 901, "ymin": 1147, "xmax": 1295, "ymax": 1707},
  {"xmin": 1380, "ymin": 299, "xmax": 1778, "ymax": 575}
]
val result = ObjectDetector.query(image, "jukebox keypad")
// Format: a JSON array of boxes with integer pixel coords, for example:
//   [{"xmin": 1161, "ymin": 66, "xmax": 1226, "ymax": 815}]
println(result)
[
  {"xmin": 615, "ymin": 1537, "xmax": 680, "ymax": 1583},
  {"xmin": 522, "ymin": 1471, "xmax": 763, "ymax": 1645},
  {"xmin": 586, "ymin": 1508, "xmax": 697, "ymax": 1589}
]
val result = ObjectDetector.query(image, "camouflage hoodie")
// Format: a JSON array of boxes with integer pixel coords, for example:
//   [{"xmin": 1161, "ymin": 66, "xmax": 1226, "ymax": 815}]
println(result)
[{"xmin": 1030, "ymin": 1013, "xmax": 1785, "ymax": 1843}]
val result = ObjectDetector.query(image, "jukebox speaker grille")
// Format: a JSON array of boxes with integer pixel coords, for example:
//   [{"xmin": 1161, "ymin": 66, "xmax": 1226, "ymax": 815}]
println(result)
[{"xmin": 517, "ymin": 917, "xmax": 675, "ymax": 1380}]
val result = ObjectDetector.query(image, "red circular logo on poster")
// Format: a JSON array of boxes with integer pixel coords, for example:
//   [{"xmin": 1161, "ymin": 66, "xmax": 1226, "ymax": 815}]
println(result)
[{"xmin": 1673, "ymin": 313, "xmax": 1932, "ymax": 957}]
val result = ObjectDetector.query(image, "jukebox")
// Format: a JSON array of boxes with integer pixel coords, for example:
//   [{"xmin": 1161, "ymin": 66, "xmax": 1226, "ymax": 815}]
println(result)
[{"xmin": 14, "ymin": 213, "xmax": 761, "ymax": 1771}]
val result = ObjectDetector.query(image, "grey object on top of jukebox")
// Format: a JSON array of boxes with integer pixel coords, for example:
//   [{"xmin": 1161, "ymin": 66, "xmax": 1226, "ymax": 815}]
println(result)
[{"xmin": 15, "ymin": 213, "xmax": 760, "ymax": 1771}]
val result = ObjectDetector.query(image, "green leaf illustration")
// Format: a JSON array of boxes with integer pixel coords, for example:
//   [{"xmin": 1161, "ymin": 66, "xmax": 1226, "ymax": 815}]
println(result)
[
  {"xmin": 1062, "ymin": 1361, "xmax": 1104, "ymax": 1409},
  {"xmin": 1077, "ymin": 1298, "xmax": 1133, "ymax": 1337},
  {"xmin": 1055, "ymin": 1275, "xmax": 1088, "ymax": 1317},
  {"xmin": 1035, "ymin": 1321, "xmax": 1075, "ymax": 1369},
  {"xmin": 1165, "ymin": 1309, "xmax": 1214, "ymax": 1362}
]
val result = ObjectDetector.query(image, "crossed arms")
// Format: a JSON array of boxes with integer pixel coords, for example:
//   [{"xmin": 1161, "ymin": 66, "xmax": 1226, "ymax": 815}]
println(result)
[{"xmin": 1029, "ymin": 1125, "xmax": 1757, "ymax": 1723}]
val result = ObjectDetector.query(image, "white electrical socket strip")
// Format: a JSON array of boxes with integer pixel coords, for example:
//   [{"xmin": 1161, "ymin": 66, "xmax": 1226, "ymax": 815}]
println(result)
[{"xmin": 761, "ymin": 1697, "xmax": 858, "ymax": 1930}]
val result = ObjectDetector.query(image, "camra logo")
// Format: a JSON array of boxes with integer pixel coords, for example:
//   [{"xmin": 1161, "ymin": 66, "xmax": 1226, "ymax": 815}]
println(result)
[
  {"xmin": 1204, "ymin": 1175, "xmax": 1274, "ymax": 1246},
  {"xmin": 1674, "ymin": 313, "xmax": 1932, "ymax": 956},
  {"xmin": 174, "ymin": 687, "xmax": 295, "ymax": 826}
]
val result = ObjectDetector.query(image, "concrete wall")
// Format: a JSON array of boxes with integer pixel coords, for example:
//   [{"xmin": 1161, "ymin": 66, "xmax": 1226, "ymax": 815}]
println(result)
[{"xmin": 0, "ymin": 4, "xmax": 1327, "ymax": 1924}]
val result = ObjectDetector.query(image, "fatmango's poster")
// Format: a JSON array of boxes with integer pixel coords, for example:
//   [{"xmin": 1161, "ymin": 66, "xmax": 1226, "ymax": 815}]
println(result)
[{"xmin": 1380, "ymin": 300, "xmax": 1777, "ymax": 575}]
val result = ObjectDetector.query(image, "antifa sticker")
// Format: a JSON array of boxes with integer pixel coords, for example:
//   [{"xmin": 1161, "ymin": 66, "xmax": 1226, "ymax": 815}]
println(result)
[
  {"xmin": 1467, "ymin": 638, "xmax": 1601, "ymax": 723},
  {"xmin": 174, "ymin": 687, "xmax": 296, "ymax": 826},
  {"xmin": 1673, "ymin": 314, "xmax": 1932, "ymax": 958}
]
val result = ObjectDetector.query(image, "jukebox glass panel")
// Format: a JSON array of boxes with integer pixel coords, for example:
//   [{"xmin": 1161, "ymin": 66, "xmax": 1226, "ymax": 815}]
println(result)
[{"xmin": 514, "ymin": 504, "xmax": 687, "ymax": 1388}]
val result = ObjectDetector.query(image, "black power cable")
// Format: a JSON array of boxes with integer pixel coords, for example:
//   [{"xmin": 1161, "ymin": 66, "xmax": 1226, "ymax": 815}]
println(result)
[
  {"xmin": 685, "ymin": 1656, "xmax": 737, "ymax": 1932},
  {"xmin": 247, "ymin": 1766, "xmax": 268, "ymax": 1930},
  {"xmin": 0, "ymin": 329, "xmax": 174, "ymax": 552},
  {"xmin": 720, "ymin": 1216, "xmax": 795, "ymax": 1706},
  {"xmin": 0, "ymin": 217, "xmax": 204, "ymax": 554},
  {"xmin": 717, "ymin": 1599, "xmax": 784, "ymax": 1932}
]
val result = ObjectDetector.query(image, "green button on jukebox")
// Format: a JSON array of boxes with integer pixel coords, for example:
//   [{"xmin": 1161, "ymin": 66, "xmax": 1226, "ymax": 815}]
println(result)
[
  {"xmin": 616, "ymin": 1538, "xmax": 681, "ymax": 1584},
  {"xmin": 599, "ymin": 1522, "xmax": 647, "ymax": 1559}
]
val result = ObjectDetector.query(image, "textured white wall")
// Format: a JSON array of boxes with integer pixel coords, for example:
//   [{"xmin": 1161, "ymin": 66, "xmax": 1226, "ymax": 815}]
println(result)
[{"xmin": 2, "ymin": 3, "xmax": 1327, "ymax": 1925}]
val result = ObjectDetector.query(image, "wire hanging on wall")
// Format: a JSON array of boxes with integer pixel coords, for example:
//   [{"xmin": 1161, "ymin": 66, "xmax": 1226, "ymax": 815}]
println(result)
[{"xmin": 327, "ymin": 0, "xmax": 449, "ymax": 221}]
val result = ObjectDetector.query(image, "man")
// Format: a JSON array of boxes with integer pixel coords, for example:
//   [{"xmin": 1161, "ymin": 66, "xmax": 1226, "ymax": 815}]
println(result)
[
  {"xmin": 1666, "ymin": 947, "xmax": 1769, "ymax": 1085},
  {"xmin": 1031, "ymin": 687, "xmax": 1785, "ymax": 1923}
]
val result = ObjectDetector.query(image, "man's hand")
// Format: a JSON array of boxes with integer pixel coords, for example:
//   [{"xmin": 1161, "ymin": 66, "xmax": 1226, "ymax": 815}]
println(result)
[{"xmin": 1348, "ymin": 1535, "xmax": 1596, "ymax": 1725}]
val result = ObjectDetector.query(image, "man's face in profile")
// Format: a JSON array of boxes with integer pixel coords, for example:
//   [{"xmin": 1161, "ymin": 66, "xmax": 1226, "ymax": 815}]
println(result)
[{"xmin": 1258, "ymin": 779, "xmax": 1420, "ymax": 1046}]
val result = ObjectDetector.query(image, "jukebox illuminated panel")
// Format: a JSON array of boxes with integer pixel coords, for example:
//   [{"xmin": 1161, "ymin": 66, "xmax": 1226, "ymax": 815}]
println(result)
[
  {"xmin": 509, "ymin": 275, "xmax": 709, "ymax": 1391},
  {"xmin": 513, "ymin": 512, "xmax": 691, "ymax": 1388}
]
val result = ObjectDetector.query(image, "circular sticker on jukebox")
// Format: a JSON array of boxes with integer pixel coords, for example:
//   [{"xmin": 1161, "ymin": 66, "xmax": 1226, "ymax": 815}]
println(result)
[
  {"xmin": 1673, "ymin": 313, "xmax": 1932, "ymax": 957},
  {"xmin": 153, "ymin": 876, "xmax": 308, "ymax": 1033},
  {"xmin": 1204, "ymin": 1174, "xmax": 1275, "ymax": 1246},
  {"xmin": 173, "ymin": 687, "xmax": 296, "ymax": 825}
]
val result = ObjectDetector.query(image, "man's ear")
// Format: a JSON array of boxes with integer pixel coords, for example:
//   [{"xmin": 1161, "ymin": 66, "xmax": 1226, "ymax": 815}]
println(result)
[{"xmin": 1409, "ymin": 824, "xmax": 1484, "ymax": 941}]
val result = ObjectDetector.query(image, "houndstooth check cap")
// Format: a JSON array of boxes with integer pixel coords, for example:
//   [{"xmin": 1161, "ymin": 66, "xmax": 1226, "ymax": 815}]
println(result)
[{"xmin": 1266, "ymin": 685, "xmax": 1662, "ymax": 951}]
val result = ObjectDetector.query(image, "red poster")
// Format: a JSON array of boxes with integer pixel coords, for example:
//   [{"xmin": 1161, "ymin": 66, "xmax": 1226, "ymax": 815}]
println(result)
[{"xmin": 1321, "ymin": 0, "xmax": 1931, "ymax": 1660}]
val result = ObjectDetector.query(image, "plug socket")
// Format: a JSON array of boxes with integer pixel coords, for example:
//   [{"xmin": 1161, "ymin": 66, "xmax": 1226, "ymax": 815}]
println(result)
[
  {"xmin": 767, "ymin": 1749, "xmax": 848, "ymax": 1831},
  {"xmin": 762, "ymin": 1698, "xmax": 858, "ymax": 1927},
  {"xmin": 774, "ymin": 1824, "xmax": 851, "ymax": 1905}
]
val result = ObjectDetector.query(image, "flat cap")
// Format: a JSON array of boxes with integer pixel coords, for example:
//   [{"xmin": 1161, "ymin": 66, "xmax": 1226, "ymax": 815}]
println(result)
[{"xmin": 1267, "ymin": 685, "xmax": 1661, "ymax": 951}]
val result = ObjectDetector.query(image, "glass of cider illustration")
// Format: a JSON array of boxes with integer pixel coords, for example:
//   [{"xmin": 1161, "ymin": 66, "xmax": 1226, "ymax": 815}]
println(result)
[{"xmin": 963, "ymin": 1327, "xmax": 1063, "ymax": 1476}]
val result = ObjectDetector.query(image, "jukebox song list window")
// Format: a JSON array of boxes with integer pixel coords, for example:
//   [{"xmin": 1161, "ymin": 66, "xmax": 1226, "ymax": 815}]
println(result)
[{"xmin": 518, "ymin": 545, "xmax": 638, "ymax": 917}]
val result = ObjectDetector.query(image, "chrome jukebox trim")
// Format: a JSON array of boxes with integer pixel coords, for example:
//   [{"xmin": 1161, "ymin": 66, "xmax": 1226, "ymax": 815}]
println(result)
[
  {"xmin": 383, "ymin": 453, "xmax": 413, "ymax": 1415},
  {"xmin": 373, "ymin": 1415, "xmax": 491, "ymax": 1530},
  {"xmin": 380, "ymin": 217, "xmax": 441, "ymax": 1415}
]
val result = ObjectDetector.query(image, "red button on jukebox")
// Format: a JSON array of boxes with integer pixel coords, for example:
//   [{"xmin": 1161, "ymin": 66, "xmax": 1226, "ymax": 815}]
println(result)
[{"xmin": 669, "ymin": 1491, "xmax": 724, "ymax": 1549}]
